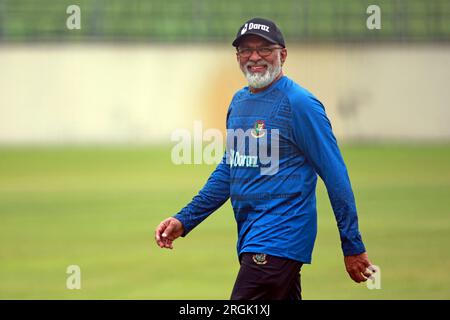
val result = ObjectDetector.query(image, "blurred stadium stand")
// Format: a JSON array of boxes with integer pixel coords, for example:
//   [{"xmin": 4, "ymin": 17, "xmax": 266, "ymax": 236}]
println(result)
[{"xmin": 0, "ymin": 0, "xmax": 449, "ymax": 43}]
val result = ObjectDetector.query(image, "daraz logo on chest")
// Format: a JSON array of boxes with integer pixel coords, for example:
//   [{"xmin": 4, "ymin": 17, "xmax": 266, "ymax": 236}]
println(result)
[{"xmin": 241, "ymin": 23, "xmax": 270, "ymax": 35}]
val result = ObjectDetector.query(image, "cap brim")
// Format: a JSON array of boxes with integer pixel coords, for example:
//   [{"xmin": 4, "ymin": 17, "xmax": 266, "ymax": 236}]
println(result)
[{"xmin": 232, "ymin": 32, "xmax": 280, "ymax": 47}]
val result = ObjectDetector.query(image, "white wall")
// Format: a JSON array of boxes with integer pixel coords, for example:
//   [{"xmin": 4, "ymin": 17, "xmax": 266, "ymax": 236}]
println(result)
[{"xmin": 0, "ymin": 44, "xmax": 449, "ymax": 144}]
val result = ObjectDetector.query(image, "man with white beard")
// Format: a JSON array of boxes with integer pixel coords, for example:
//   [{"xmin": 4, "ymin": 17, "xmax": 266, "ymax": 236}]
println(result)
[{"xmin": 155, "ymin": 17, "xmax": 375, "ymax": 300}]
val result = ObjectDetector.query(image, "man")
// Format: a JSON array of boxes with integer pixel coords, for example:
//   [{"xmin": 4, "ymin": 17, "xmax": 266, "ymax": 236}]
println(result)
[{"xmin": 155, "ymin": 17, "xmax": 375, "ymax": 300}]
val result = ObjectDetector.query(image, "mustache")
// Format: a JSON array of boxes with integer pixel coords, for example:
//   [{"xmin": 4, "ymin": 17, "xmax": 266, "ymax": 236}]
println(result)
[{"xmin": 245, "ymin": 61, "xmax": 269, "ymax": 68}]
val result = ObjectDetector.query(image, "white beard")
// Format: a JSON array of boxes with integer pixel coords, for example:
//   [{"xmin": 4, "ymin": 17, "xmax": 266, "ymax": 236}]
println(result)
[{"xmin": 241, "ymin": 54, "xmax": 282, "ymax": 89}]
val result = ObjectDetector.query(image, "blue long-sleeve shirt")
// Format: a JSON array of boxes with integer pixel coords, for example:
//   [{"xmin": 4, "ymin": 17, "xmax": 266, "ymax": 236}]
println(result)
[{"xmin": 174, "ymin": 76, "xmax": 365, "ymax": 263}]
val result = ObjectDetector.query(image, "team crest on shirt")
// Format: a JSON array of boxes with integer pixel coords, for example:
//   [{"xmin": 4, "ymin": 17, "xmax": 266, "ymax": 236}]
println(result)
[
  {"xmin": 251, "ymin": 120, "xmax": 266, "ymax": 138},
  {"xmin": 252, "ymin": 253, "xmax": 268, "ymax": 265}
]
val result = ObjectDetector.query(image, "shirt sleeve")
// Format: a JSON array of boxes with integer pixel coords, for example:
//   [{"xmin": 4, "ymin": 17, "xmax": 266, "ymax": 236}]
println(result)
[
  {"xmin": 172, "ymin": 152, "xmax": 230, "ymax": 236},
  {"xmin": 291, "ymin": 92, "xmax": 366, "ymax": 256},
  {"xmin": 173, "ymin": 152, "xmax": 230, "ymax": 236}
]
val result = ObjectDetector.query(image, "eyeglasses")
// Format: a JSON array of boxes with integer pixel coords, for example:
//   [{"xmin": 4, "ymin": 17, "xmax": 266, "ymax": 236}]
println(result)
[{"xmin": 237, "ymin": 46, "xmax": 283, "ymax": 58}]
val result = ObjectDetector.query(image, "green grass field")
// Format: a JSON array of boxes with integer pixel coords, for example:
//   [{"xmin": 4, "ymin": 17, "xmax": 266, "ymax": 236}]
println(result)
[{"xmin": 1, "ymin": 144, "xmax": 450, "ymax": 299}]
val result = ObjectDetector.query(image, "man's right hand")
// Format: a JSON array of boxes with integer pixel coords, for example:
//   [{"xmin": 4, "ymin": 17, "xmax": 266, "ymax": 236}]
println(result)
[{"xmin": 155, "ymin": 217, "xmax": 184, "ymax": 249}]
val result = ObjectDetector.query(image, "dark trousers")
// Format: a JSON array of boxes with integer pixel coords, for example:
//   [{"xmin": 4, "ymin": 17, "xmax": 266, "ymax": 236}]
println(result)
[{"xmin": 230, "ymin": 253, "xmax": 303, "ymax": 300}]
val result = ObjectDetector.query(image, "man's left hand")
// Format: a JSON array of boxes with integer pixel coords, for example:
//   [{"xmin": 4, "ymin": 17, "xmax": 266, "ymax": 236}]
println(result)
[{"xmin": 344, "ymin": 252, "xmax": 375, "ymax": 283}]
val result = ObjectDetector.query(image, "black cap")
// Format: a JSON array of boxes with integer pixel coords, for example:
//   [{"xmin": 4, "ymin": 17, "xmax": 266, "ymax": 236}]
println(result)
[{"xmin": 232, "ymin": 17, "xmax": 285, "ymax": 48}]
